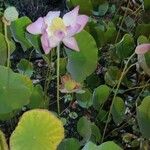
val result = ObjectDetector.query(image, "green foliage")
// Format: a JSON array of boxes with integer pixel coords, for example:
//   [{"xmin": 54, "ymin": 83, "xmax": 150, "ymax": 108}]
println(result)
[
  {"xmin": 10, "ymin": 109, "xmax": 64, "ymax": 150},
  {"xmin": 87, "ymin": 21, "xmax": 117, "ymax": 47},
  {"xmin": 0, "ymin": 33, "xmax": 16, "ymax": 65},
  {"xmin": 112, "ymin": 97, "xmax": 125, "ymax": 125},
  {"xmin": 76, "ymin": 89, "xmax": 93, "ymax": 108},
  {"xmin": 98, "ymin": 1, "xmax": 109, "ymax": 16},
  {"xmin": 90, "ymin": 123, "xmax": 101, "ymax": 143},
  {"xmin": 25, "ymin": 33, "xmax": 42, "ymax": 53},
  {"xmin": 144, "ymin": 0, "xmax": 150, "ymax": 10},
  {"xmin": 66, "ymin": 30, "xmax": 98, "ymax": 82},
  {"xmin": 28, "ymin": 85, "xmax": 49, "ymax": 109},
  {"xmin": 136, "ymin": 24, "xmax": 150, "ymax": 38},
  {"xmin": 77, "ymin": 117, "xmax": 91, "ymax": 142},
  {"xmin": 10, "ymin": 17, "xmax": 32, "ymax": 51},
  {"xmin": 137, "ymin": 96, "xmax": 150, "ymax": 138},
  {"xmin": 93, "ymin": 85, "xmax": 110, "ymax": 110},
  {"xmin": 104, "ymin": 66, "xmax": 121, "ymax": 86},
  {"xmin": 115, "ymin": 34, "xmax": 135, "ymax": 60},
  {"xmin": 97, "ymin": 141, "xmax": 123, "ymax": 150},
  {"xmin": 58, "ymin": 138, "xmax": 80, "ymax": 150},
  {"xmin": 82, "ymin": 141, "xmax": 100, "ymax": 150},
  {"xmin": 17, "ymin": 59, "xmax": 34, "ymax": 77},
  {"xmin": 69, "ymin": 0, "xmax": 93, "ymax": 15},
  {"xmin": 0, "ymin": 66, "xmax": 33, "ymax": 120},
  {"xmin": 82, "ymin": 141, "xmax": 123, "ymax": 150}
]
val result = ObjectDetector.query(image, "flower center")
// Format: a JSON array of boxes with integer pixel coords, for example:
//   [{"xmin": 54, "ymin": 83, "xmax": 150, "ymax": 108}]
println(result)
[{"xmin": 50, "ymin": 17, "xmax": 66, "ymax": 33}]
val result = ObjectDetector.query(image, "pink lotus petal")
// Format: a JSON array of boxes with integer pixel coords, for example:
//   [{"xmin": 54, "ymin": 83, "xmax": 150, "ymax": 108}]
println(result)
[
  {"xmin": 54, "ymin": 30, "xmax": 66, "ymax": 41},
  {"xmin": 135, "ymin": 44, "xmax": 150, "ymax": 54},
  {"xmin": 27, "ymin": 17, "xmax": 44, "ymax": 35},
  {"xmin": 63, "ymin": 6, "xmax": 79, "ymax": 26},
  {"xmin": 41, "ymin": 33, "xmax": 51, "ymax": 54},
  {"xmin": 63, "ymin": 37, "xmax": 79, "ymax": 51},
  {"xmin": 49, "ymin": 36, "xmax": 61, "ymax": 48},
  {"xmin": 66, "ymin": 24, "xmax": 81, "ymax": 37},
  {"xmin": 44, "ymin": 11, "xmax": 60, "ymax": 26},
  {"xmin": 76, "ymin": 15, "xmax": 89, "ymax": 33}
]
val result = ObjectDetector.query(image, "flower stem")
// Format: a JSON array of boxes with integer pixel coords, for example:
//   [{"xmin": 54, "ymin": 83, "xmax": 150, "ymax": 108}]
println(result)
[
  {"xmin": 101, "ymin": 52, "xmax": 135, "ymax": 143},
  {"xmin": 57, "ymin": 44, "xmax": 60, "ymax": 115},
  {"xmin": 3, "ymin": 20, "xmax": 11, "ymax": 68}
]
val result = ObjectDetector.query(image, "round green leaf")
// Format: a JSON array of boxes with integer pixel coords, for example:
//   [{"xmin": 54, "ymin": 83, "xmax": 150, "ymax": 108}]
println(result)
[
  {"xmin": 10, "ymin": 16, "xmax": 32, "ymax": 51},
  {"xmin": 137, "ymin": 96, "xmax": 150, "ymax": 139},
  {"xmin": 112, "ymin": 97, "xmax": 125, "ymax": 125},
  {"xmin": 76, "ymin": 89, "xmax": 93, "ymax": 108},
  {"xmin": 90, "ymin": 123, "xmax": 101, "ymax": 143},
  {"xmin": 58, "ymin": 138, "xmax": 80, "ymax": 150},
  {"xmin": 116, "ymin": 34, "xmax": 135, "ymax": 60},
  {"xmin": 82, "ymin": 141, "xmax": 100, "ymax": 150},
  {"xmin": 0, "ymin": 66, "xmax": 33, "ymax": 118},
  {"xmin": 93, "ymin": 85, "xmax": 110, "ymax": 110},
  {"xmin": 82, "ymin": 141, "xmax": 122, "ymax": 150},
  {"xmin": 28, "ymin": 85, "xmax": 48, "ymax": 109},
  {"xmin": 10, "ymin": 109, "xmax": 64, "ymax": 150},
  {"xmin": 98, "ymin": 141, "xmax": 123, "ymax": 150},
  {"xmin": 77, "ymin": 116, "xmax": 91, "ymax": 140},
  {"xmin": 17, "ymin": 59, "xmax": 33, "ymax": 78},
  {"xmin": 66, "ymin": 30, "xmax": 98, "ymax": 82}
]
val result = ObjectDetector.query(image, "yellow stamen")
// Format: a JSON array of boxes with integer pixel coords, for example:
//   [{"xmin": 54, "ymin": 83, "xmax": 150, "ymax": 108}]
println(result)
[{"xmin": 50, "ymin": 17, "xmax": 66, "ymax": 33}]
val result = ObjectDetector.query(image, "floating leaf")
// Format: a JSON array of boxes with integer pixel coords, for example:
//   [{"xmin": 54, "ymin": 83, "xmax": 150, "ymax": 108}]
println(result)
[
  {"xmin": 90, "ymin": 123, "xmax": 101, "ymax": 143},
  {"xmin": 104, "ymin": 22, "xmax": 117, "ymax": 44},
  {"xmin": 77, "ymin": 117, "xmax": 91, "ymax": 141},
  {"xmin": 58, "ymin": 138, "xmax": 80, "ymax": 150},
  {"xmin": 93, "ymin": 85, "xmax": 110, "ymax": 110},
  {"xmin": 10, "ymin": 16, "xmax": 32, "ymax": 51},
  {"xmin": 116, "ymin": 34, "xmax": 135, "ymax": 59},
  {"xmin": 112, "ymin": 97, "xmax": 125, "ymax": 125},
  {"xmin": 0, "ymin": 66, "xmax": 33, "ymax": 119},
  {"xmin": 76, "ymin": 89, "xmax": 93, "ymax": 108},
  {"xmin": 104, "ymin": 66, "xmax": 121, "ymax": 86},
  {"xmin": 10, "ymin": 109, "xmax": 64, "ymax": 150},
  {"xmin": 17, "ymin": 59, "xmax": 33, "ymax": 78},
  {"xmin": 98, "ymin": 141, "xmax": 123, "ymax": 150},
  {"xmin": 137, "ymin": 96, "xmax": 150, "ymax": 138},
  {"xmin": 28, "ymin": 85, "xmax": 48, "ymax": 109},
  {"xmin": 0, "ymin": 33, "xmax": 16, "ymax": 65},
  {"xmin": 0, "ymin": 130, "xmax": 8, "ymax": 150},
  {"xmin": 25, "ymin": 32, "xmax": 42, "ymax": 53},
  {"xmin": 66, "ymin": 30, "xmax": 98, "ymax": 82},
  {"xmin": 82, "ymin": 141, "xmax": 100, "ymax": 150},
  {"xmin": 82, "ymin": 141, "xmax": 122, "ymax": 150}
]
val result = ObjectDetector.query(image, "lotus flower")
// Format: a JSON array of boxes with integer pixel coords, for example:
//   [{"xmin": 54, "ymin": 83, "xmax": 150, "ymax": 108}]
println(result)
[
  {"xmin": 135, "ymin": 44, "xmax": 150, "ymax": 54},
  {"xmin": 135, "ymin": 43, "xmax": 150, "ymax": 76},
  {"xmin": 26, "ymin": 6, "xmax": 89, "ymax": 54}
]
